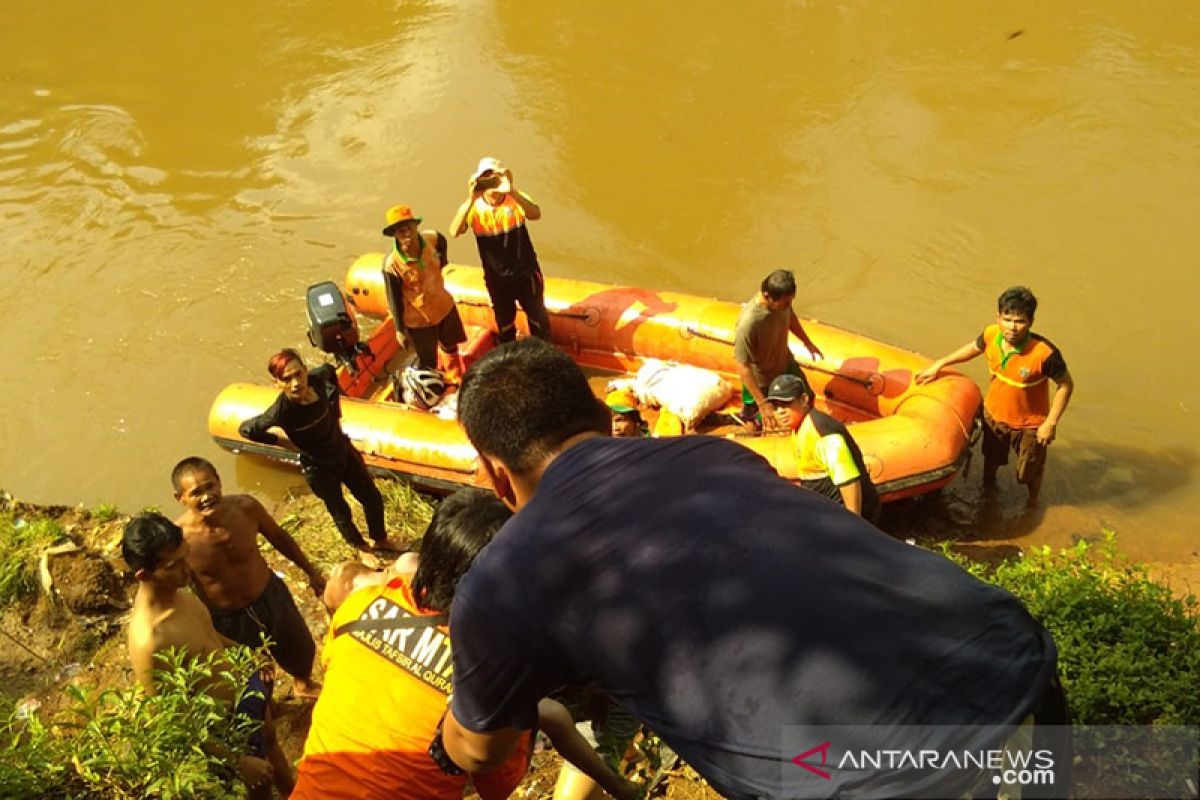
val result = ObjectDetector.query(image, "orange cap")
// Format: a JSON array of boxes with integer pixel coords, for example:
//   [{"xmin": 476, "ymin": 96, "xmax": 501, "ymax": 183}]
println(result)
[{"xmin": 382, "ymin": 204, "xmax": 422, "ymax": 236}]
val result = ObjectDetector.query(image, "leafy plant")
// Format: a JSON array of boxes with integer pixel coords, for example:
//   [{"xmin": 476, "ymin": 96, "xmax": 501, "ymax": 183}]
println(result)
[
  {"xmin": 91, "ymin": 503, "xmax": 120, "ymax": 523},
  {"xmin": 946, "ymin": 532, "xmax": 1200, "ymax": 726},
  {"xmin": 0, "ymin": 645, "xmax": 264, "ymax": 799},
  {"xmin": 945, "ymin": 533, "xmax": 1200, "ymax": 796},
  {"xmin": 378, "ymin": 478, "xmax": 435, "ymax": 543},
  {"xmin": 0, "ymin": 511, "xmax": 67, "ymax": 606}
]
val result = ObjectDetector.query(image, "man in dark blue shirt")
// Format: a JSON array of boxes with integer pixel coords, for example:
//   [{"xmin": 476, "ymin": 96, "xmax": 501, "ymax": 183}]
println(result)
[{"xmin": 444, "ymin": 339, "xmax": 1062, "ymax": 799}]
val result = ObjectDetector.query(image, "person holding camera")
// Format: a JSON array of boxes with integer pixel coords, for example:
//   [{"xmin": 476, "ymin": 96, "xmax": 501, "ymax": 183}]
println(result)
[{"xmin": 450, "ymin": 157, "xmax": 552, "ymax": 343}]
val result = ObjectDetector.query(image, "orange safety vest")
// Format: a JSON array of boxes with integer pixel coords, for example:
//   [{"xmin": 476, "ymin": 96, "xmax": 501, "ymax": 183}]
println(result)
[
  {"xmin": 469, "ymin": 193, "xmax": 527, "ymax": 237},
  {"xmin": 292, "ymin": 576, "xmax": 530, "ymax": 800},
  {"xmin": 981, "ymin": 323, "xmax": 1060, "ymax": 428},
  {"xmin": 385, "ymin": 232, "xmax": 456, "ymax": 329}
]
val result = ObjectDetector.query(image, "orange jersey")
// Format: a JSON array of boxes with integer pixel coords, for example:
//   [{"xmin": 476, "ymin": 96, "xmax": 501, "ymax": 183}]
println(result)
[
  {"xmin": 384, "ymin": 232, "xmax": 456, "ymax": 329},
  {"xmin": 978, "ymin": 324, "xmax": 1067, "ymax": 428},
  {"xmin": 292, "ymin": 576, "xmax": 529, "ymax": 800}
]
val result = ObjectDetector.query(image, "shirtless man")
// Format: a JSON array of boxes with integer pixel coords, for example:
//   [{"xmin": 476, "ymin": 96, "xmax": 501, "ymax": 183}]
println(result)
[
  {"xmin": 124, "ymin": 512, "xmax": 293, "ymax": 798},
  {"xmin": 172, "ymin": 456, "xmax": 326, "ymax": 698}
]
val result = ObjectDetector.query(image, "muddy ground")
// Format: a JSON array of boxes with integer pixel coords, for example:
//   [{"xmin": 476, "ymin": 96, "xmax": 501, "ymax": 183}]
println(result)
[
  {"xmin": 0, "ymin": 491, "xmax": 720, "ymax": 799},
  {"xmin": 4, "ymin": 486, "xmax": 1196, "ymax": 799}
]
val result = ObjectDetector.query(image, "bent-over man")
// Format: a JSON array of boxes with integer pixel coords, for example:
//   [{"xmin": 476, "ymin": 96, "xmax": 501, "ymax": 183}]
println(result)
[
  {"xmin": 442, "ymin": 338, "xmax": 1066, "ymax": 800},
  {"xmin": 767, "ymin": 372, "xmax": 880, "ymax": 521}
]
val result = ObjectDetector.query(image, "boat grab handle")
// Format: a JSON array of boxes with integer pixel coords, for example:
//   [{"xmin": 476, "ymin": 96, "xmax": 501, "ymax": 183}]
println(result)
[
  {"xmin": 682, "ymin": 325, "xmax": 885, "ymax": 396},
  {"xmin": 454, "ymin": 297, "xmax": 601, "ymax": 326}
]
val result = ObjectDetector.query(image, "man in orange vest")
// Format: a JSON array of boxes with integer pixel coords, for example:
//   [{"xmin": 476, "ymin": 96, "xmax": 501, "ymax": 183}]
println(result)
[
  {"xmin": 292, "ymin": 488, "xmax": 635, "ymax": 800},
  {"xmin": 381, "ymin": 204, "xmax": 467, "ymax": 382},
  {"xmin": 916, "ymin": 286, "xmax": 1074, "ymax": 506},
  {"xmin": 449, "ymin": 157, "xmax": 552, "ymax": 343}
]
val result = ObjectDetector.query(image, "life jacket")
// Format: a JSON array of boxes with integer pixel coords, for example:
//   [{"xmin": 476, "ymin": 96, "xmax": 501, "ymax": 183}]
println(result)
[
  {"xmin": 468, "ymin": 193, "xmax": 540, "ymax": 279},
  {"xmin": 981, "ymin": 323, "xmax": 1061, "ymax": 428},
  {"xmin": 384, "ymin": 232, "xmax": 455, "ymax": 329},
  {"xmin": 469, "ymin": 193, "xmax": 526, "ymax": 237}
]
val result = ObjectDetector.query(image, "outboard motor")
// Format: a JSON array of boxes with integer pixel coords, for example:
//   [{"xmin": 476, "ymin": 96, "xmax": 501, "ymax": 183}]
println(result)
[{"xmin": 306, "ymin": 281, "xmax": 367, "ymax": 373}]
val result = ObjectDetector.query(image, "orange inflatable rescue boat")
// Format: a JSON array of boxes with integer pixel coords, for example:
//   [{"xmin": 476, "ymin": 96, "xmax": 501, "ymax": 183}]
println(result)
[{"xmin": 209, "ymin": 258, "xmax": 981, "ymax": 501}]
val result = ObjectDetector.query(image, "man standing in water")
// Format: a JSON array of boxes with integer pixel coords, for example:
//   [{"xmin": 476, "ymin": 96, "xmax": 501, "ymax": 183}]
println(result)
[
  {"xmin": 916, "ymin": 285, "xmax": 1074, "ymax": 506},
  {"xmin": 449, "ymin": 157, "xmax": 552, "ymax": 343},
  {"xmin": 732, "ymin": 269, "xmax": 823, "ymax": 431},
  {"xmin": 125, "ymin": 512, "xmax": 294, "ymax": 798},
  {"xmin": 172, "ymin": 456, "xmax": 325, "ymax": 698},
  {"xmin": 240, "ymin": 348, "xmax": 396, "ymax": 554}
]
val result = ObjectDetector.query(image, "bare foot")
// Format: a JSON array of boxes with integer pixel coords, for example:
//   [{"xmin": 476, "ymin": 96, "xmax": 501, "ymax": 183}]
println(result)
[
  {"xmin": 357, "ymin": 550, "xmax": 384, "ymax": 570},
  {"xmin": 371, "ymin": 537, "xmax": 404, "ymax": 555},
  {"xmin": 292, "ymin": 677, "xmax": 322, "ymax": 700}
]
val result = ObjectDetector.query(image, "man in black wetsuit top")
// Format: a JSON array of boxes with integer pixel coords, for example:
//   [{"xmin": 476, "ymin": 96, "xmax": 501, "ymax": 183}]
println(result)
[{"xmin": 239, "ymin": 348, "xmax": 393, "ymax": 555}]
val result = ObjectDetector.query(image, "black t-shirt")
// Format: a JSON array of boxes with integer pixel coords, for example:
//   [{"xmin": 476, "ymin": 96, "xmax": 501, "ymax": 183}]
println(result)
[
  {"xmin": 797, "ymin": 409, "xmax": 881, "ymax": 519},
  {"xmin": 238, "ymin": 364, "xmax": 351, "ymax": 468},
  {"xmin": 449, "ymin": 436, "xmax": 1056, "ymax": 799}
]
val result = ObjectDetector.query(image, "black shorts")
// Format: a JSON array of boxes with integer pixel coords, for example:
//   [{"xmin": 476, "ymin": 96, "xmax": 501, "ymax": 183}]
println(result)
[
  {"xmin": 209, "ymin": 574, "xmax": 315, "ymax": 681},
  {"xmin": 407, "ymin": 306, "xmax": 467, "ymax": 370}
]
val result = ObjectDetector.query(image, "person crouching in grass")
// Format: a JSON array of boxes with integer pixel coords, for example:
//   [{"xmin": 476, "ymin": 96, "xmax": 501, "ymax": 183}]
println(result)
[{"xmin": 124, "ymin": 512, "xmax": 294, "ymax": 799}]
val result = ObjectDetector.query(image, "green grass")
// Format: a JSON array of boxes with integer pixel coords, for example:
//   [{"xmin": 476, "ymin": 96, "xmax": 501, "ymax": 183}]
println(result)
[
  {"xmin": 0, "ymin": 512, "xmax": 68, "ymax": 606},
  {"xmin": 90, "ymin": 503, "xmax": 119, "ymax": 523},
  {"xmin": 276, "ymin": 476, "xmax": 436, "ymax": 571}
]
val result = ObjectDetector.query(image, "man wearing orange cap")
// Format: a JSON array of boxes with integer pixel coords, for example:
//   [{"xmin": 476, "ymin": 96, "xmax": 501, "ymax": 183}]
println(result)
[
  {"xmin": 449, "ymin": 158, "xmax": 551, "ymax": 343},
  {"xmin": 381, "ymin": 204, "xmax": 466, "ymax": 380}
]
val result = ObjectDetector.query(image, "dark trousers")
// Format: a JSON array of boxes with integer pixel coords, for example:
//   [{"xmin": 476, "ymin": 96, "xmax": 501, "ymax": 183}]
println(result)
[
  {"xmin": 485, "ymin": 269, "xmax": 551, "ymax": 342},
  {"xmin": 405, "ymin": 305, "xmax": 468, "ymax": 371},
  {"xmin": 302, "ymin": 448, "xmax": 385, "ymax": 548}
]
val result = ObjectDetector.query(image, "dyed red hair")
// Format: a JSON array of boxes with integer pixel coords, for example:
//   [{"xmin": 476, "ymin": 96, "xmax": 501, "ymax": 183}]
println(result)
[{"xmin": 268, "ymin": 348, "xmax": 304, "ymax": 380}]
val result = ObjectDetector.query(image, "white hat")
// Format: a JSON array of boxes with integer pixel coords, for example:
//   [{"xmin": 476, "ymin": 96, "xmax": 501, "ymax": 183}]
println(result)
[{"xmin": 471, "ymin": 156, "xmax": 503, "ymax": 181}]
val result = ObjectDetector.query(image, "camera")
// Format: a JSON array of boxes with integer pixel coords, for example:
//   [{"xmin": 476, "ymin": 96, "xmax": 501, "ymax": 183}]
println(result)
[{"xmin": 474, "ymin": 173, "xmax": 502, "ymax": 192}]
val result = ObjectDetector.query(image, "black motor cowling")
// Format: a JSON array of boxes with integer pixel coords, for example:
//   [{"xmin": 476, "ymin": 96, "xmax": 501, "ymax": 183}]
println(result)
[{"xmin": 305, "ymin": 281, "xmax": 364, "ymax": 370}]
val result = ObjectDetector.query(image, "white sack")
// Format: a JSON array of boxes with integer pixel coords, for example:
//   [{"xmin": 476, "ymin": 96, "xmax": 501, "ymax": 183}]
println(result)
[{"xmin": 632, "ymin": 359, "xmax": 732, "ymax": 429}]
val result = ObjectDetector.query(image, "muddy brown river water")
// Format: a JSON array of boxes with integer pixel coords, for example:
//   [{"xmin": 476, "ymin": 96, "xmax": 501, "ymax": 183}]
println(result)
[{"xmin": 2, "ymin": 1, "xmax": 1198, "ymax": 566}]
